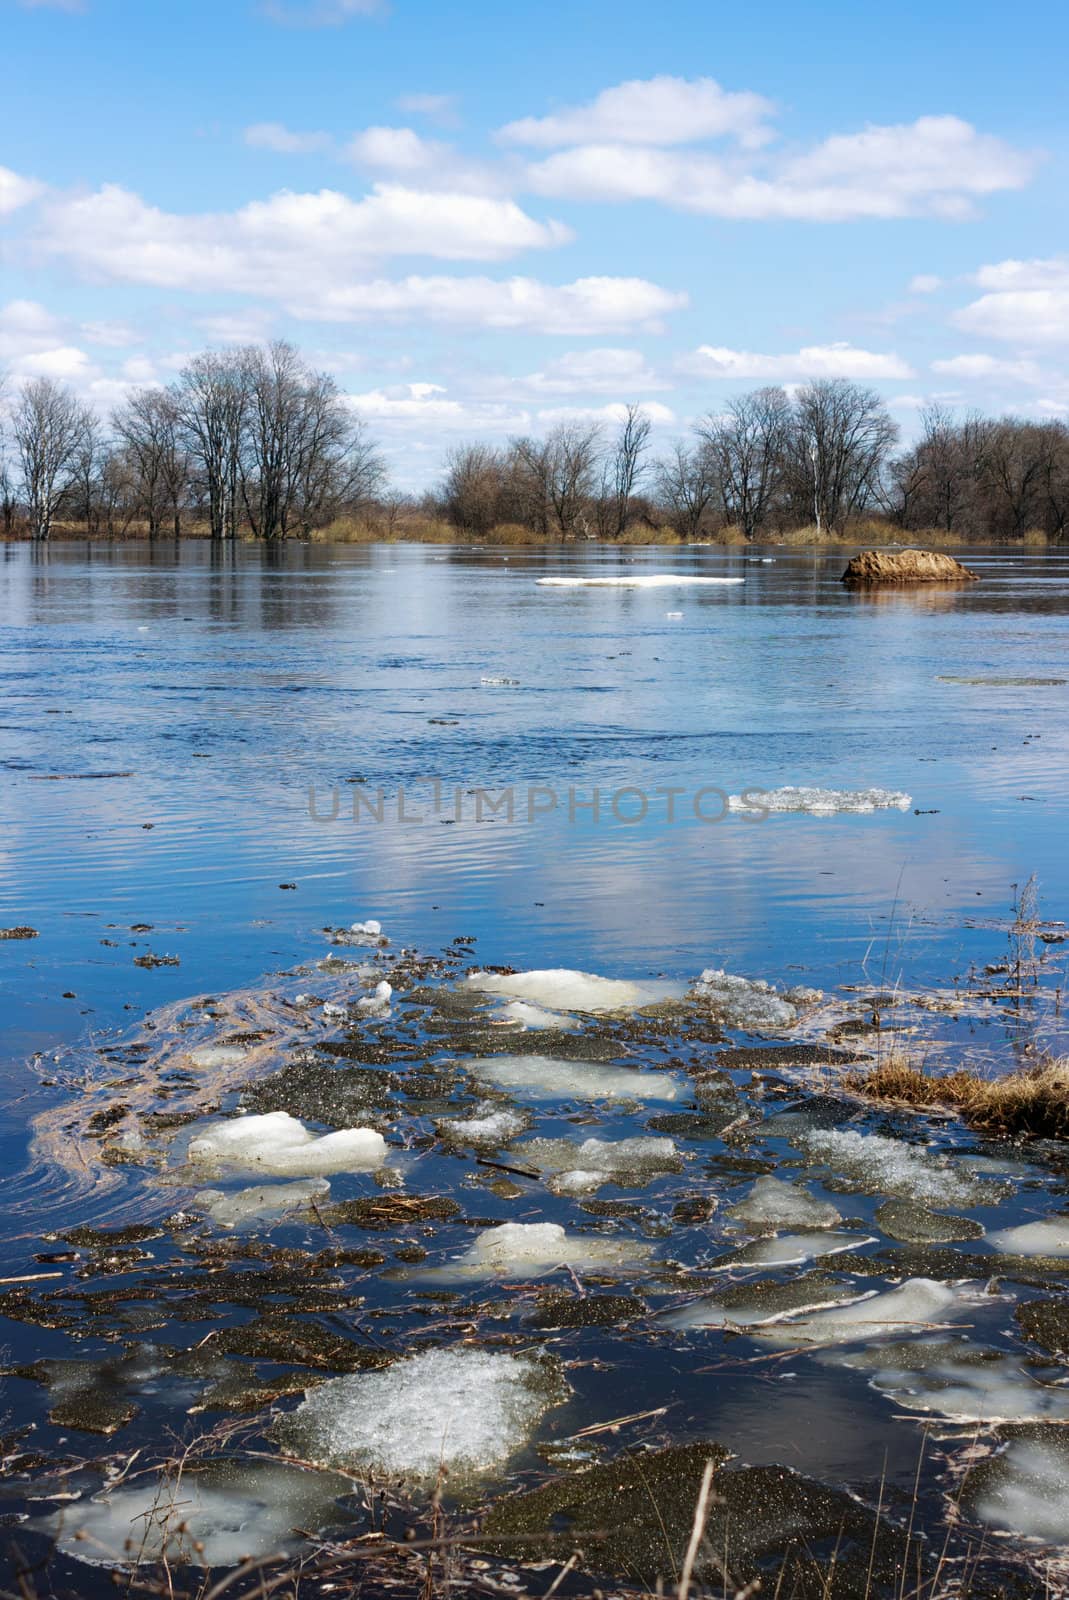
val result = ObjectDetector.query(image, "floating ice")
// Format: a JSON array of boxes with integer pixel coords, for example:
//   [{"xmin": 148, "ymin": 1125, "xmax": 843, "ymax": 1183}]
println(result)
[
  {"xmin": 438, "ymin": 1105, "xmax": 528, "ymax": 1146},
  {"xmin": 193, "ymin": 1179, "xmax": 330, "ymax": 1228},
  {"xmin": 463, "ymin": 968, "xmax": 684, "ymax": 1013},
  {"xmin": 968, "ymin": 1437, "xmax": 1069, "ymax": 1542},
  {"xmin": 492, "ymin": 999, "xmax": 580, "ymax": 1031},
  {"xmin": 727, "ymin": 787, "xmax": 912, "ymax": 815},
  {"xmin": 45, "ymin": 1460, "xmax": 351, "ymax": 1568},
  {"xmin": 988, "ymin": 1217, "xmax": 1069, "ymax": 1257},
  {"xmin": 755, "ymin": 1278, "xmax": 966, "ymax": 1348},
  {"xmin": 536, "ymin": 574, "xmax": 744, "ymax": 588},
  {"xmin": 666, "ymin": 1279, "xmax": 870, "ymax": 1331},
  {"xmin": 356, "ymin": 980, "xmax": 392, "ymax": 1015},
  {"xmin": 322, "ymin": 1001, "xmax": 350, "ymax": 1021},
  {"xmin": 867, "ymin": 1346, "xmax": 1069, "ymax": 1423},
  {"xmin": 469, "ymin": 1054, "xmax": 686, "ymax": 1104},
  {"xmin": 722, "ymin": 1230, "xmax": 871, "ymax": 1268},
  {"xmin": 800, "ymin": 1129, "xmax": 1007, "ymax": 1207},
  {"xmin": 727, "ymin": 1176, "xmax": 844, "ymax": 1232},
  {"xmin": 480, "ymin": 675, "xmax": 520, "ymax": 686},
  {"xmin": 274, "ymin": 1347, "xmax": 565, "ymax": 1486},
  {"xmin": 691, "ymin": 970, "xmax": 813, "ymax": 1029},
  {"xmin": 517, "ymin": 1135, "xmax": 681, "ymax": 1191},
  {"xmin": 351, "ymin": 920, "xmax": 381, "ymax": 937},
  {"xmin": 422, "ymin": 1220, "xmax": 652, "ymax": 1281},
  {"xmin": 188, "ymin": 1045, "xmax": 247, "ymax": 1069},
  {"xmin": 187, "ymin": 1111, "xmax": 387, "ymax": 1177}
]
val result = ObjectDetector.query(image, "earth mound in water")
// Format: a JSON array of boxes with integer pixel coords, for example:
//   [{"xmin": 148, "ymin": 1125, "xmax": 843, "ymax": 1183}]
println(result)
[{"xmin": 841, "ymin": 549, "xmax": 979, "ymax": 585}]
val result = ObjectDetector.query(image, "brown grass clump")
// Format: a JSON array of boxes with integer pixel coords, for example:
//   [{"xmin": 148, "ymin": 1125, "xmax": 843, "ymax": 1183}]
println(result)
[{"xmin": 843, "ymin": 1054, "xmax": 1069, "ymax": 1140}]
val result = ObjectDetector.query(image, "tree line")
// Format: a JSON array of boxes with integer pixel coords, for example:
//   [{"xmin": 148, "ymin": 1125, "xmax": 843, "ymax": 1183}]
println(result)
[
  {"xmin": 0, "ymin": 342, "xmax": 384, "ymax": 541},
  {"xmin": 2, "ymin": 344, "xmax": 1068, "ymax": 542}
]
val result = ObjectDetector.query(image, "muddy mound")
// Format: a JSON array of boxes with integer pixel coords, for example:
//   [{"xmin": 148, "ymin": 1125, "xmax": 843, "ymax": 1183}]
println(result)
[{"xmin": 841, "ymin": 549, "xmax": 979, "ymax": 585}]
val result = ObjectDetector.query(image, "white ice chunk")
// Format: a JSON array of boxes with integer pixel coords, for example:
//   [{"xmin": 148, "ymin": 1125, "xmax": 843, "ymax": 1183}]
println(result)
[
  {"xmin": 351, "ymin": 920, "xmax": 381, "ymax": 937},
  {"xmin": 756, "ymin": 1278, "xmax": 965, "ymax": 1348},
  {"xmin": 727, "ymin": 1176, "xmax": 844, "ymax": 1232},
  {"xmin": 691, "ymin": 969, "xmax": 803, "ymax": 1029},
  {"xmin": 800, "ymin": 1128, "xmax": 1006, "ymax": 1207},
  {"xmin": 193, "ymin": 1179, "xmax": 330, "ymax": 1228},
  {"xmin": 723, "ymin": 1230, "xmax": 871, "ymax": 1268},
  {"xmin": 356, "ymin": 979, "xmax": 392, "ymax": 1015},
  {"xmin": 188, "ymin": 1045, "xmax": 247, "ymax": 1069},
  {"xmin": 45, "ymin": 1461, "xmax": 349, "ymax": 1569},
  {"xmin": 322, "ymin": 1001, "xmax": 350, "ymax": 1021},
  {"xmin": 422, "ymin": 1220, "xmax": 652, "ymax": 1282},
  {"xmin": 187, "ymin": 1111, "xmax": 386, "ymax": 1177},
  {"xmin": 274, "ymin": 1347, "xmax": 564, "ymax": 1486},
  {"xmin": 517, "ymin": 1135, "xmax": 681, "ymax": 1190},
  {"xmin": 868, "ymin": 1347, "xmax": 1069, "ymax": 1424},
  {"xmin": 463, "ymin": 968, "xmax": 685, "ymax": 1013},
  {"xmin": 535, "ymin": 575, "xmax": 744, "ymax": 588},
  {"xmin": 727, "ymin": 787, "xmax": 912, "ymax": 815},
  {"xmin": 666, "ymin": 1283, "xmax": 871, "ymax": 1331},
  {"xmin": 438, "ymin": 1105, "xmax": 527, "ymax": 1145},
  {"xmin": 987, "ymin": 1217, "xmax": 1069, "ymax": 1257},
  {"xmin": 469, "ymin": 1053, "xmax": 686, "ymax": 1104},
  {"xmin": 492, "ymin": 1000, "xmax": 581, "ymax": 1031},
  {"xmin": 971, "ymin": 1439, "xmax": 1069, "ymax": 1542}
]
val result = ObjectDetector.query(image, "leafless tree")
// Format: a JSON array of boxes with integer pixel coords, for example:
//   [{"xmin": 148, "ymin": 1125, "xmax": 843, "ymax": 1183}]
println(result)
[
  {"xmin": 442, "ymin": 442, "xmax": 504, "ymax": 536},
  {"xmin": 12, "ymin": 376, "xmax": 94, "ymax": 540},
  {"xmin": 113, "ymin": 386, "xmax": 188, "ymax": 538},
  {"xmin": 598, "ymin": 404, "xmax": 653, "ymax": 538},
  {"xmin": 544, "ymin": 421, "xmax": 603, "ymax": 539},
  {"xmin": 172, "ymin": 351, "xmax": 247, "ymax": 540},
  {"xmin": 654, "ymin": 441, "xmax": 718, "ymax": 538},
  {"xmin": 787, "ymin": 379, "xmax": 898, "ymax": 532},
  {"xmin": 699, "ymin": 386, "xmax": 791, "ymax": 540}
]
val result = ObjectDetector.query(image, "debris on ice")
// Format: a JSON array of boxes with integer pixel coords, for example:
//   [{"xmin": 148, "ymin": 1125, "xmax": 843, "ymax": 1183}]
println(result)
[
  {"xmin": 463, "ymin": 968, "xmax": 685, "ymax": 1013},
  {"xmin": 469, "ymin": 1053, "xmax": 686, "ymax": 1104},
  {"xmin": 187, "ymin": 1111, "xmax": 387, "ymax": 1178},
  {"xmin": 274, "ymin": 1347, "xmax": 566, "ymax": 1486}
]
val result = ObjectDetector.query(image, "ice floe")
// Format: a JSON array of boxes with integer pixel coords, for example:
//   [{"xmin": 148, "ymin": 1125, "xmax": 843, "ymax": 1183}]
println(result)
[
  {"xmin": 437, "ymin": 1105, "xmax": 528, "ymax": 1146},
  {"xmin": 987, "ymin": 1217, "xmax": 1069, "ymax": 1257},
  {"xmin": 535, "ymin": 575, "xmax": 744, "ymax": 588},
  {"xmin": 665, "ymin": 1278, "xmax": 871, "ymax": 1332},
  {"xmin": 727, "ymin": 1176, "xmax": 844, "ymax": 1232},
  {"xmin": 965, "ymin": 1436, "xmax": 1069, "ymax": 1543},
  {"xmin": 517, "ymin": 1134, "xmax": 681, "ymax": 1191},
  {"xmin": 468, "ymin": 1053, "xmax": 686, "ymax": 1104},
  {"xmin": 188, "ymin": 1045, "xmax": 247, "ymax": 1069},
  {"xmin": 193, "ymin": 1179, "xmax": 330, "ymax": 1228},
  {"xmin": 799, "ymin": 1129, "xmax": 1009, "ymax": 1207},
  {"xmin": 492, "ymin": 999, "xmax": 580, "ymax": 1031},
  {"xmin": 721, "ymin": 1230, "xmax": 871, "ymax": 1268},
  {"xmin": 420, "ymin": 1220, "xmax": 653, "ymax": 1281},
  {"xmin": 691, "ymin": 969, "xmax": 819, "ymax": 1029},
  {"xmin": 727, "ymin": 787, "xmax": 912, "ymax": 815},
  {"xmin": 755, "ymin": 1278, "xmax": 969, "ymax": 1348},
  {"xmin": 274, "ymin": 1347, "xmax": 566, "ymax": 1486},
  {"xmin": 463, "ymin": 968, "xmax": 685, "ymax": 1013},
  {"xmin": 186, "ymin": 1111, "xmax": 387, "ymax": 1177},
  {"xmin": 866, "ymin": 1345, "xmax": 1069, "ymax": 1423},
  {"xmin": 46, "ymin": 1461, "xmax": 351, "ymax": 1568}
]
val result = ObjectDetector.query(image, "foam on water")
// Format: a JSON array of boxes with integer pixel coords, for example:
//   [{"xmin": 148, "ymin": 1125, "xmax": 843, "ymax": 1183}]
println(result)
[
  {"xmin": 727, "ymin": 787, "xmax": 912, "ymax": 815},
  {"xmin": 727, "ymin": 1176, "xmax": 844, "ymax": 1232},
  {"xmin": 186, "ymin": 1111, "xmax": 387, "ymax": 1177},
  {"xmin": 274, "ymin": 1347, "xmax": 565, "ymax": 1486},
  {"xmin": 469, "ymin": 1054, "xmax": 686, "ymax": 1104},
  {"xmin": 463, "ymin": 968, "xmax": 684, "ymax": 1012}
]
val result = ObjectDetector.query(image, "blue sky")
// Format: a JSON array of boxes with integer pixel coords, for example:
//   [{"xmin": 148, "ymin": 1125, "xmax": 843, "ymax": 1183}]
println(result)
[{"xmin": 2, "ymin": 0, "xmax": 1067, "ymax": 486}]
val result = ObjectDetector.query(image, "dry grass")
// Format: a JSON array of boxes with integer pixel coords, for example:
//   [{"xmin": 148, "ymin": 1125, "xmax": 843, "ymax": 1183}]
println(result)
[{"xmin": 843, "ymin": 1053, "xmax": 1069, "ymax": 1139}]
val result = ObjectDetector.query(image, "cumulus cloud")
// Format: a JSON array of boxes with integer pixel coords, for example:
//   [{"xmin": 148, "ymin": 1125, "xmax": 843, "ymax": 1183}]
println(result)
[
  {"xmin": 499, "ymin": 76, "xmax": 775, "ymax": 150},
  {"xmin": 954, "ymin": 257, "xmax": 1069, "ymax": 343},
  {"xmin": 522, "ymin": 111, "xmax": 1036, "ymax": 221},
  {"xmin": 909, "ymin": 274, "xmax": 943, "ymax": 294},
  {"xmin": 33, "ymin": 181, "xmax": 572, "ymax": 298},
  {"xmin": 291, "ymin": 274, "xmax": 686, "ymax": 333},
  {"xmin": 244, "ymin": 122, "xmax": 332, "ymax": 155},
  {"xmin": 346, "ymin": 384, "xmax": 674, "ymax": 439},
  {"xmin": 504, "ymin": 347, "xmax": 670, "ymax": 396},
  {"xmin": 931, "ymin": 353, "xmax": 1044, "ymax": 383},
  {"xmin": 0, "ymin": 164, "xmax": 43, "ymax": 215},
  {"xmin": 679, "ymin": 342, "xmax": 913, "ymax": 382}
]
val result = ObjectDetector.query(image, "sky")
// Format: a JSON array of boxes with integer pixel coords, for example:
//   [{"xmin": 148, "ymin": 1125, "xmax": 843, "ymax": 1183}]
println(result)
[{"xmin": 1, "ymin": 0, "xmax": 1068, "ymax": 488}]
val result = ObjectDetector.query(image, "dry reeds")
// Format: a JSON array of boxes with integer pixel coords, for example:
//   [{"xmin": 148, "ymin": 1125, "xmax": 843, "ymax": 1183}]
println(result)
[{"xmin": 843, "ymin": 1054, "xmax": 1069, "ymax": 1140}]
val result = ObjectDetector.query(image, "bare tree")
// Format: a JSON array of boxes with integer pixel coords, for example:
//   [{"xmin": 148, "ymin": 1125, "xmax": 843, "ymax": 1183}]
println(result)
[
  {"xmin": 441, "ymin": 442, "xmax": 504, "ymax": 537},
  {"xmin": 12, "ymin": 376, "xmax": 93, "ymax": 540},
  {"xmin": 788, "ymin": 379, "xmax": 898, "ymax": 532},
  {"xmin": 699, "ymin": 386, "xmax": 791, "ymax": 540},
  {"xmin": 172, "ymin": 351, "xmax": 248, "ymax": 540},
  {"xmin": 654, "ymin": 441, "xmax": 718, "ymax": 538},
  {"xmin": 113, "ymin": 387, "xmax": 187, "ymax": 538},
  {"xmin": 598, "ymin": 404, "xmax": 652, "ymax": 538},
  {"xmin": 544, "ymin": 421, "xmax": 603, "ymax": 539}
]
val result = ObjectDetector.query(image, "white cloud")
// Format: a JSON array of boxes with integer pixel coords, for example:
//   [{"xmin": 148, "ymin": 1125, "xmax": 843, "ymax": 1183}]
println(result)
[
  {"xmin": 0, "ymin": 163, "xmax": 43, "ymax": 215},
  {"xmin": 79, "ymin": 318, "xmax": 137, "ymax": 347},
  {"xmin": 523, "ymin": 114, "xmax": 1036, "ymax": 221},
  {"xmin": 535, "ymin": 400, "xmax": 675, "ymax": 426},
  {"xmin": 346, "ymin": 385, "xmax": 674, "ymax": 443},
  {"xmin": 909, "ymin": 274, "xmax": 943, "ymax": 294},
  {"xmin": 505, "ymin": 347, "xmax": 670, "ymax": 396},
  {"xmin": 499, "ymin": 76, "xmax": 775, "ymax": 151},
  {"xmin": 680, "ymin": 342, "xmax": 913, "ymax": 382},
  {"xmin": 260, "ymin": 0, "xmax": 383, "ymax": 25},
  {"xmin": 34, "ymin": 182, "xmax": 572, "ymax": 298},
  {"xmin": 298, "ymin": 274, "xmax": 686, "ymax": 332},
  {"xmin": 244, "ymin": 122, "xmax": 332, "ymax": 155},
  {"xmin": 954, "ymin": 257, "xmax": 1069, "ymax": 343},
  {"xmin": 395, "ymin": 92, "xmax": 459, "ymax": 127},
  {"xmin": 931, "ymin": 353, "xmax": 1044, "ymax": 384}
]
